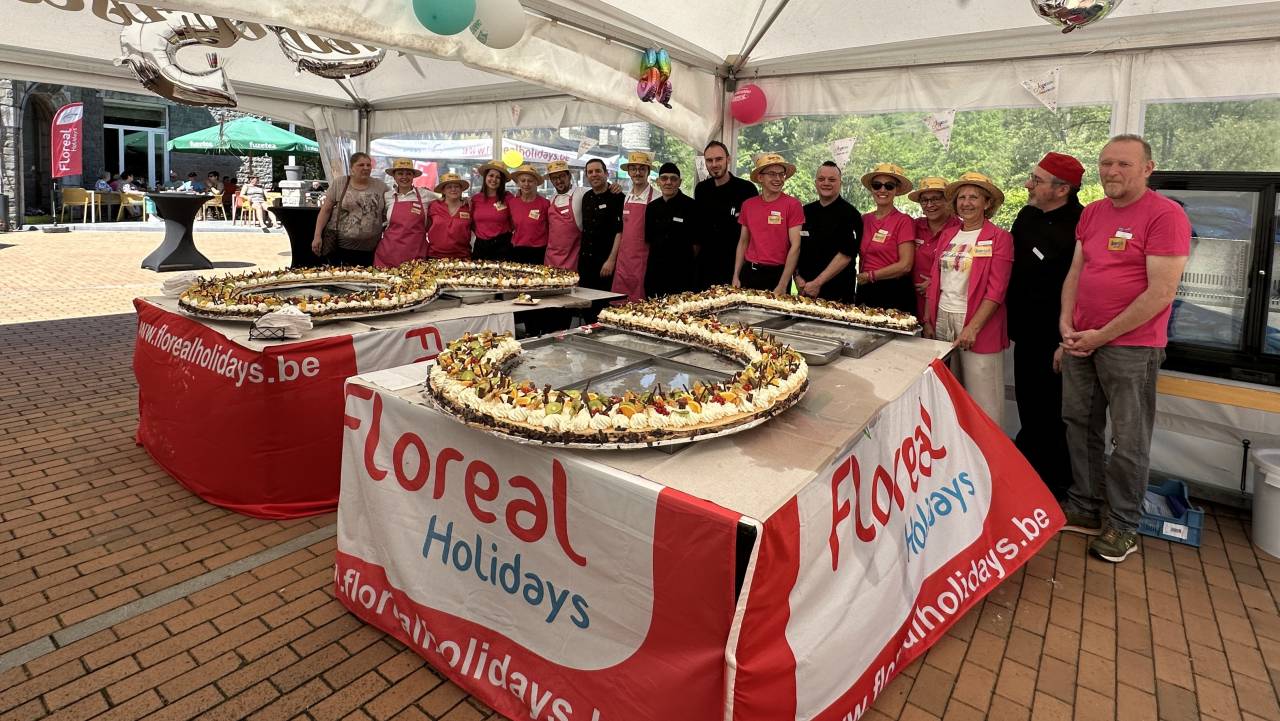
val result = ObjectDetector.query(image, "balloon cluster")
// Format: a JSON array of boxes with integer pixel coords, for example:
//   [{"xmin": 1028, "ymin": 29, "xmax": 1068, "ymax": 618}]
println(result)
[
  {"xmin": 636, "ymin": 48, "xmax": 673, "ymax": 109},
  {"xmin": 414, "ymin": 0, "xmax": 528, "ymax": 49},
  {"xmin": 1030, "ymin": 0, "xmax": 1124, "ymax": 34}
]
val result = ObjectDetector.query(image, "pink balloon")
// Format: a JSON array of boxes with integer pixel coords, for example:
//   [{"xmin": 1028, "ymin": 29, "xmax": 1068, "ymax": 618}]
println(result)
[{"xmin": 731, "ymin": 83, "xmax": 767, "ymax": 125}]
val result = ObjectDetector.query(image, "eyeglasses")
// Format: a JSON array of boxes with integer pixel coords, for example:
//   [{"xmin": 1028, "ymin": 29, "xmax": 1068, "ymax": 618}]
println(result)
[
  {"xmin": 757, "ymin": 171, "xmax": 786, "ymax": 179},
  {"xmin": 870, "ymin": 181, "xmax": 897, "ymax": 191},
  {"xmin": 918, "ymin": 195, "xmax": 945, "ymax": 205},
  {"xmin": 658, "ymin": 175, "xmax": 681, "ymax": 182},
  {"xmin": 1027, "ymin": 174, "xmax": 1065, "ymax": 187}
]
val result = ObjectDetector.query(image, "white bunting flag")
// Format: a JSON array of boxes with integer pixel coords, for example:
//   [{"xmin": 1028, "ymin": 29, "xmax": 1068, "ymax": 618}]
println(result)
[
  {"xmin": 924, "ymin": 109, "xmax": 956, "ymax": 150},
  {"xmin": 1021, "ymin": 66, "xmax": 1061, "ymax": 113},
  {"xmin": 510, "ymin": 103, "xmax": 522, "ymax": 126},
  {"xmin": 829, "ymin": 137, "xmax": 858, "ymax": 170},
  {"xmin": 576, "ymin": 138, "xmax": 599, "ymax": 158},
  {"xmin": 694, "ymin": 155, "xmax": 709, "ymax": 182}
]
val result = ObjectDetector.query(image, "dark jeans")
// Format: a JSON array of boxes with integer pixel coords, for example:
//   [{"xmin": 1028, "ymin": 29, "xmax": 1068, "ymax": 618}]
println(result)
[
  {"xmin": 739, "ymin": 262, "xmax": 787, "ymax": 291},
  {"xmin": 1062, "ymin": 345, "xmax": 1165, "ymax": 532},
  {"xmin": 331, "ymin": 246, "xmax": 375, "ymax": 267},
  {"xmin": 1013, "ymin": 336, "xmax": 1072, "ymax": 498},
  {"xmin": 473, "ymin": 233, "xmax": 513, "ymax": 262}
]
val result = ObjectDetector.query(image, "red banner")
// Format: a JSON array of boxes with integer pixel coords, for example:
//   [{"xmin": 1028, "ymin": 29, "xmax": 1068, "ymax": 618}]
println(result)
[
  {"xmin": 133, "ymin": 300, "xmax": 513, "ymax": 518},
  {"xmin": 51, "ymin": 102, "xmax": 84, "ymax": 179}
]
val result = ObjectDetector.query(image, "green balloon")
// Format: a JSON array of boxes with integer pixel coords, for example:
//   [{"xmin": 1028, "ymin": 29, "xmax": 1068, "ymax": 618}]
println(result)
[{"xmin": 412, "ymin": 0, "xmax": 477, "ymax": 36}]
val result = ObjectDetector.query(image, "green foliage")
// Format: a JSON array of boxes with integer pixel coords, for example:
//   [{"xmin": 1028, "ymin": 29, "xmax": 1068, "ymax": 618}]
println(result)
[
  {"xmin": 650, "ymin": 126, "xmax": 698, "ymax": 195},
  {"xmin": 1145, "ymin": 100, "xmax": 1280, "ymax": 172},
  {"xmin": 737, "ymin": 106, "xmax": 1113, "ymax": 227}
]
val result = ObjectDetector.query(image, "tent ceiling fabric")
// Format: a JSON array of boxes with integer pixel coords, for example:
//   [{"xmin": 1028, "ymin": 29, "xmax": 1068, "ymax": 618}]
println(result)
[{"xmin": 5, "ymin": 0, "xmax": 1280, "ymax": 147}]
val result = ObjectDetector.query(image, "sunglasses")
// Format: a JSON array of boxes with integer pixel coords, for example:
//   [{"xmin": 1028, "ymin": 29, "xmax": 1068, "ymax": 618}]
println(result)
[{"xmin": 870, "ymin": 181, "xmax": 898, "ymax": 191}]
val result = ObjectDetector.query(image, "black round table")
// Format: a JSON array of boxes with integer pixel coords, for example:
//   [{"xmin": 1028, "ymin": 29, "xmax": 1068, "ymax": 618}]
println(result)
[
  {"xmin": 142, "ymin": 193, "xmax": 214, "ymax": 272},
  {"xmin": 269, "ymin": 205, "xmax": 324, "ymax": 268}
]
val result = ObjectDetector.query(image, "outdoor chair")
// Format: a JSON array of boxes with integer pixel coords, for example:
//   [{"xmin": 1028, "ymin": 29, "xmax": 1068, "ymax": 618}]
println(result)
[
  {"xmin": 116, "ymin": 191, "xmax": 146, "ymax": 221},
  {"xmin": 95, "ymin": 192, "xmax": 120, "ymax": 221},
  {"xmin": 60, "ymin": 188, "xmax": 91, "ymax": 223},
  {"xmin": 233, "ymin": 194, "xmax": 263, "ymax": 226},
  {"xmin": 201, "ymin": 196, "xmax": 226, "ymax": 221}
]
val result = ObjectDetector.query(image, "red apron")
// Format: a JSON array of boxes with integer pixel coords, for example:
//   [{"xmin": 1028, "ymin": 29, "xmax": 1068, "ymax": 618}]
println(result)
[
  {"xmin": 611, "ymin": 185, "xmax": 655, "ymax": 302},
  {"xmin": 373, "ymin": 189, "xmax": 428, "ymax": 268},
  {"xmin": 545, "ymin": 190, "xmax": 581, "ymax": 271}
]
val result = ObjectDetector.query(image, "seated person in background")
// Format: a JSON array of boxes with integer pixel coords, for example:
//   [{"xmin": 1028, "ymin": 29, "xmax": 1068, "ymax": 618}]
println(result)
[
  {"xmin": 94, "ymin": 171, "xmax": 111, "ymax": 192},
  {"xmin": 179, "ymin": 172, "xmax": 205, "ymax": 192},
  {"xmin": 108, "ymin": 173, "xmax": 122, "ymax": 191},
  {"xmin": 242, "ymin": 176, "xmax": 272, "ymax": 228},
  {"xmin": 220, "ymin": 174, "xmax": 238, "ymax": 219},
  {"xmin": 164, "ymin": 170, "xmax": 182, "ymax": 189},
  {"xmin": 118, "ymin": 173, "xmax": 143, "ymax": 218}
]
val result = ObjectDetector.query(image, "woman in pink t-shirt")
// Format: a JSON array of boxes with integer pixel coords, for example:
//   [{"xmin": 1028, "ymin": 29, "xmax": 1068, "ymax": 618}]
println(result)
[
  {"xmin": 732, "ymin": 153, "xmax": 804, "ymax": 294},
  {"xmin": 857, "ymin": 163, "xmax": 918, "ymax": 314},
  {"xmin": 909, "ymin": 176, "xmax": 962, "ymax": 319},
  {"xmin": 469, "ymin": 160, "xmax": 514, "ymax": 261},
  {"xmin": 507, "ymin": 164, "xmax": 550, "ymax": 266},
  {"xmin": 426, "ymin": 173, "xmax": 473, "ymax": 259}
]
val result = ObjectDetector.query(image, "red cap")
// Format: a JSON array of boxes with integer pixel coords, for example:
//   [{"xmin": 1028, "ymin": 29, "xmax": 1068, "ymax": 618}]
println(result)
[{"xmin": 1038, "ymin": 152, "xmax": 1084, "ymax": 188}]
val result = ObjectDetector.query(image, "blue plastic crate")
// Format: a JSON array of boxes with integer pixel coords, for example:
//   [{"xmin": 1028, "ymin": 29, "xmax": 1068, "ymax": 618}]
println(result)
[{"xmin": 1138, "ymin": 479, "xmax": 1204, "ymax": 547}]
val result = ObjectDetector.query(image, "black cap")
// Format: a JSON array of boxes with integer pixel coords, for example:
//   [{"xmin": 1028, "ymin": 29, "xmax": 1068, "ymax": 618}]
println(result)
[{"xmin": 658, "ymin": 162, "xmax": 681, "ymax": 177}]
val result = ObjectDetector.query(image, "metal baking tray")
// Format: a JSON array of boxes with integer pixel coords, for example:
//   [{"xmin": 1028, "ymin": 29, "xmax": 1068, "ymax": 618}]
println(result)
[
  {"xmin": 708, "ymin": 307, "xmax": 792, "ymax": 327},
  {"xmin": 758, "ymin": 328, "xmax": 843, "ymax": 365},
  {"xmin": 508, "ymin": 335, "xmax": 645, "ymax": 388},
  {"xmin": 570, "ymin": 358, "xmax": 732, "ymax": 397},
  {"xmin": 666, "ymin": 348, "xmax": 747, "ymax": 374},
  {"xmin": 442, "ymin": 289, "xmax": 501, "ymax": 304},
  {"xmin": 578, "ymin": 328, "xmax": 687, "ymax": 356},
  {"xmin": 774, "ymin": 318, "xmax": 894, "ymax": 358}
]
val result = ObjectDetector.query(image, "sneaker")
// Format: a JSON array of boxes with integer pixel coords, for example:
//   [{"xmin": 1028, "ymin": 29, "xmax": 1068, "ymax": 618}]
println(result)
[
  {"xmin": 1090, "ymin": 527, "xmax": 1139, "ymax": 563},
  {"xmin": 1061, "ymin": 508, "xmax": 1103, "ymax": 536}
]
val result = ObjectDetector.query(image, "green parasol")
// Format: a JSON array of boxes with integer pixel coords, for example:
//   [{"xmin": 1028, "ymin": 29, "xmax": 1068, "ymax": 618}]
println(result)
[{"xmin": 126, "ymin": 117, "xmax": 319, "ymax": 155}]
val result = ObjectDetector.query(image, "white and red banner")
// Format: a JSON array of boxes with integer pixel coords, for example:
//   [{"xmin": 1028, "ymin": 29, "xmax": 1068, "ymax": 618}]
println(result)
[
  {"xmin": 731, "ymin": 360, "xmax": 1062, "ymax": 720},
  {"xmin": 51, "ymin": 102, "xmax": 83, "ymax": 179},
  {"xmin": 333, "ymin": 358, "xmax": 1062, "ymax": 720},
  {"xmin": 133, "ymin": 300, "xmax": 512, "ymax": 518},
  {"xmin": 336, "ymin": 386, "xmax": 742, "ymax": 721}
]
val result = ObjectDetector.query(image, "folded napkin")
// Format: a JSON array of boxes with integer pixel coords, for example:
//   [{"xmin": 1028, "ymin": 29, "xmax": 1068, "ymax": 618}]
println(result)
[
  {"xmin": 253, "ymin": 306, "xmax": 314, "ymax": 339},
  {"xmin": 161, "ymin": 272, "xmax": 202, "ymax": 298}
]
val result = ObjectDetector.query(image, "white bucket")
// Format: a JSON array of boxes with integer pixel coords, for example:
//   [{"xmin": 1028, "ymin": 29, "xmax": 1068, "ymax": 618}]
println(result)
[{"xmin": 1251, "ymin": 449, "xmax": 1280, "ymax": 559}]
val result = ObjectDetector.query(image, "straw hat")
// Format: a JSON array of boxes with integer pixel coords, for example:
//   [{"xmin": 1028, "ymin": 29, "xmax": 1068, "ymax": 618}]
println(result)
[
  {"xmin": 474, "ymin": 160, "xmax": 511, "ymax": 183},
  {"xmin": 433, "ymin": 172, "xmax": 470, "ymax": 194},
  {"xmin": 545, "ymin": 160, "xmax": 571, "ymax": 176},
  {"xmin": 384, "ymin": 158, "xmax": 422, "ymax": 177},
  {"xmin": 748, "ymin": 152, "xmax": 797, "ymax": 183},
  {"xmin": 945, "ymin": 171, "xmax": 1005, "ymax": 217},
  {"xmin": 860, "ymin": 163, "xmax": 913, "ymax": 194},
  {"xmin": 620, "ymin": 150, "xmax": 655, "ymax": 171},
  {"xmin": 908, "ymin": 176, "xmax": 949, "ymax": 203},
  {"xmin": 509, "ymin": 164, "xmax": 543, "ymax": 184}
]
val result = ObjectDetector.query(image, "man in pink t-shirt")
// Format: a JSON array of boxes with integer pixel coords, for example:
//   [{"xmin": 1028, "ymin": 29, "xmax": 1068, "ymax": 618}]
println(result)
[
  {"xmin": 1058, "ymin": 134, "xmax": 1190, "ymax": 564},
  {"xmin": 732, "ymin": 153, "xmax": 804, "ymax": 294}
]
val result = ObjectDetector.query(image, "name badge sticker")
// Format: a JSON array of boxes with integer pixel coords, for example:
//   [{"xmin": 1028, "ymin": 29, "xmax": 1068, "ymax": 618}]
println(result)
[
  {"xmin": 598, "ymin": 204, "xmax": 608, "ymax": 209},
  {"xmin": 1116, "ymin": 229, "xmax": 1133, "ymax": 239},
  {"xmin": 976, "ymin": 239, "xmax": 993, "ymax": 246},
  {"xmin": 529, "ymin": 209, "xmax": 541, "ymax": 219},
  {"xmin": 1108, "ymin": 236, "xmax": 1127, "ymax": 251},
  {"xmin": 872, "ymin": 229, "xmax": 889, "ymax": 244},
  {"xmin": 459, "ymin": 211, "xmax": 470, "ymax": 219},
  {"xmin": 800, "ymin": 230, "xmax": 810, "ymax": 237},
  {"xmin": 767, "ymin": 214, "xmax": 782, "ymax": 225},
  {"xmin": 972, "ymin": 244, "xmax": 993, "ymax": 258},
  {"xmin": 673, "ymin": 217, "xmax": 683, "ymax": 223},
  {"xmin": 1032, "ymin": 247, "xmax": 1045, "ymax": 260}
]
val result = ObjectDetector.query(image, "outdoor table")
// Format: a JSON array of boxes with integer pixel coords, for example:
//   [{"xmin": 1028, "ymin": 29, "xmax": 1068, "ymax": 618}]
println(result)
[
  {"xmin": 132, "ymin": 288, "xmax": 619, "ymax": 518},
  {"xmin": 335, "ymin": 335, "xmax": 1063, "ymax": 721},
  {"xmin": 268, "ymin": 205, "xmax": 323, "ymax": 268},
  {"xmin": 142, "ymin": 192, "xmax": 214, "ymax": 272}
]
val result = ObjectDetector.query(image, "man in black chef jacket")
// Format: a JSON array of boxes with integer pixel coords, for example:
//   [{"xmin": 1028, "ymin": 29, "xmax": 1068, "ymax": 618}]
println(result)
[
  {"xmin": 644, "ymin": 163, "xmax": 699, "ymax": 298},
  {"xmin": 796, "ymin": 161, "xmax": 862, "ymax": 302},
  {"xmin": 1007, "ymin": 152, "xmax": 1086, "ymax": 499},
  {"xmin": 579, "ymin": 158, "xmax": 623, "ymax": 293},
  {"xmin": 694, "ymin": 141, "xmax": 758, "ymax": 289}
]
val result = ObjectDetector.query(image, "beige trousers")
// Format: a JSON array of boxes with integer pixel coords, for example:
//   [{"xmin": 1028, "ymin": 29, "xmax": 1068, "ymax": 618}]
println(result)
[{"xmin": 935, "ymin": 309, "xmax": 1004, "ymax": 426}]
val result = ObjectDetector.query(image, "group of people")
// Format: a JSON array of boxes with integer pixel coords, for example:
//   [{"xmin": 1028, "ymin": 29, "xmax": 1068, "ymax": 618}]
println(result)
[
  {"xmin": 310, "ymin": 135, "xmax": 1190, "ymax": 565},
  {"xmin": 88, "ymin": 169, "xmax": 271, "ymax": 225}
]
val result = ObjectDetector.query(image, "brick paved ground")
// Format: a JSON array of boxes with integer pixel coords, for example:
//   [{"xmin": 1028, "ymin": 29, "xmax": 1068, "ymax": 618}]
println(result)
[{"xmin": 2, "ymin": 232, "xmax": 1280, "ymax": 720}]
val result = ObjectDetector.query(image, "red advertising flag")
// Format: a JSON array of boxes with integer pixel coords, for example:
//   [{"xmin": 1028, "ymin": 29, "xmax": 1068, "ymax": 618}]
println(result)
[{"xmin": 51, "ymin": 102, "xmax": 84, "ymax": 179}]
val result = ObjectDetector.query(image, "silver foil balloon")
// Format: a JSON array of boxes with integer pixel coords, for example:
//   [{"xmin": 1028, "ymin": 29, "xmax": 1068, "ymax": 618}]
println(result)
[
  {"xmin": 1030, "ymin": 0, "xmax": 1124, "ymax": 34},
  {"xmin": 115, "ymin": 14, "xmax": 239, "ymax": 107},
  {"xmin": 272, "ymin": 27, "xmax": 386, "ymax": 79}
]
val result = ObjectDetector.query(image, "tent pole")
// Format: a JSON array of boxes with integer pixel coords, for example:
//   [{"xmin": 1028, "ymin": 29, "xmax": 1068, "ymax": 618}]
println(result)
[{"xmin": 729, "ymin": 0, "xmax": 792, "ymax": 76}]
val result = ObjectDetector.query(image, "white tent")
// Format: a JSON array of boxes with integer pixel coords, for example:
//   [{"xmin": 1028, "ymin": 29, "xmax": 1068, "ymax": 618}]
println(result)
[{"xmin": 6, "ymin": 0, "xmax": 1280, "ymax": 174}]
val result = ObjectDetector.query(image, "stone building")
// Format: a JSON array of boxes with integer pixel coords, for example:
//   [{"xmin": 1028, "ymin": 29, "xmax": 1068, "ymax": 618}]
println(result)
[{"xmin": 0, "ymin": 80, "xmax": 281, "ymax": 228}]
